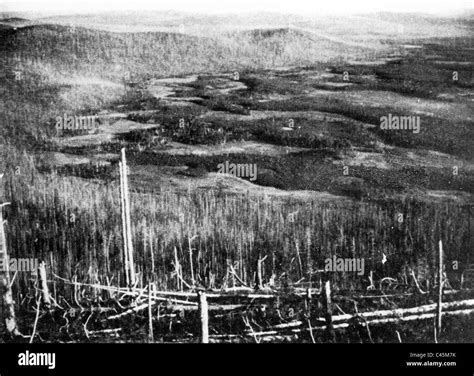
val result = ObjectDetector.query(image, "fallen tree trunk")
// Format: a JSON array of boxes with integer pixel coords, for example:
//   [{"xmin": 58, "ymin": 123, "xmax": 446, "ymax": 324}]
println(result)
[
  {"xmin": 329, "ymin": 299, "xmax": 474, "ymax": 323},
  {"xmin": 211, "ymin": 306, "xmax": 474, "ymax": 341},
  {"xmin": 251, "ymin": 299, "xmax": 474, "ymax": 334}
]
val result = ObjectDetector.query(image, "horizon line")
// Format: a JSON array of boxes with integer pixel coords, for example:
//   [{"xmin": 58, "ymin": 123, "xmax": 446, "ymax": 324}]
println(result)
[{"xmin": 1, "ymin": 8, "xmax": 473, "ymax": 19}]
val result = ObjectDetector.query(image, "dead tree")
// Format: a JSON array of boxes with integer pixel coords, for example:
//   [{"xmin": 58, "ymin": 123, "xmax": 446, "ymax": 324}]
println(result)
[
  {"xmin": 38, "ymin": 261, "xmax": 51, "ymax": 309},
  {"xmin": 0, "ymin": 202, "xmax": 20, "ymax": 337},
  {"xmin": 323, "ymin": 274, "xmax": 336, "ymax": 343},
  {"xmin": 255, "ymin": 256, "xmax": 267, "ymax": 290},
  {"xmin": 435, "ymin": 240, "xmax": 444, "ymax": 343},
  {"xmin": 120, "ymin": 149, "xmax": 136, "ymax": 287},
  {"xmin": 198, "ymin": 291, "xmax": 209, "ymax": 343}
]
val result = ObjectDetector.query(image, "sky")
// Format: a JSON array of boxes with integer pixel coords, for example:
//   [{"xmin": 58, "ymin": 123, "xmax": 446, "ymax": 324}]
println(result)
[{"xmin": 1, "ymin": 0, "xmax": 472, "ymax": 15}]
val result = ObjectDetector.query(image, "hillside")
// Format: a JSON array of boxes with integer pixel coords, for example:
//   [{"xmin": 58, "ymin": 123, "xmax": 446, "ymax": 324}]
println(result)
[{"xmin": 1, "ymin": 23, "xmax": 379, "ymax": 82}]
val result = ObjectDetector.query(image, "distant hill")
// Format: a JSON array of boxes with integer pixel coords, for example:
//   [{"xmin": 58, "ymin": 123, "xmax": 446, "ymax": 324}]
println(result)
[
  {"xmin": 0, "ymin": 22, "xmax": 373, "ymax": 81},
  {"xmin": 36, "ymin": 11, "xmax": 307, "ymax": 30},
  {"xmin": 0, "ymin": 24, "xmax": 214, "ymax": 78},
  {"xmin": 0, "ymin": 11, "xmax": 470, "ymax": 82},
  {"xmin": 31, "ymin": 11, "xmax": 472, "ymax": 39},
  {"xmin": 0, "ymin": 17, "xmax": 34, "ymax": 29},
  {"xmin": 0, "ymin": 17, "xmax": 29, "ymax": 22}
]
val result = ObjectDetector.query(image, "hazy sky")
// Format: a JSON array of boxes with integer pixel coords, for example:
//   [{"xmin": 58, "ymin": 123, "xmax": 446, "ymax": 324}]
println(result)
[{"xmin": 2, "ymin": 0, "xmax": 472, "ymax": 15}]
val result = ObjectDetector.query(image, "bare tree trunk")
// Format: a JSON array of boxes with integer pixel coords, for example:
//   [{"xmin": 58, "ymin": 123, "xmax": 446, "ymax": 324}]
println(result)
[
  {"xmin": 198, "ymin": 291, "xmax": 209, "ymax": 343},
  {"xmin": 188, "ymin": 236, "xmax": 195, "ymax": 288},
  {"xmin": 323, "ymin": 278, "xmax": 335, "ymax": 343},
  {"xmin": 306, "ymin": 288, "xmax": 315, "ymax": 343},
  {"xmin": 148, "ymin": 282, "xmax": 154, "ymax": 342},
  {"xmin": 38, "ymin": 261, "xmax": 51, "ymax": 309},
  {"xmin": 120, "ymin": 149, "xmax": 135, "ymax": 287},
  {"xmin": 0, "ymin": 203, "xmax": 20, "ymax": 337},
  {"xmin": 255, "ymin": 256, "xmax": 267, "ymax": 290},
  {"xmin": 119, "ymin": 161, "xmax": 130, "ymax": 287},
  {"xmin": 435, "ymin": 240, "xmax": 444, "ymax": 343},
  {"xmin": 174, "ymin": 247, "xmax": 182, "ymax": 291}
]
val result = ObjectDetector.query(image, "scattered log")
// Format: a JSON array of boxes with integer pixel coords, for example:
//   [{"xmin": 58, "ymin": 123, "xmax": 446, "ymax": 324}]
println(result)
[
  {"xmin": 235, "ymin": 307, "xmax": 474, "ymax": 340},
  {"xmin": 350, "ymin": 308, "xmax": 474, "ymax": 327},
  {"xmin": 107, "ymin": 297, "xmax": 198, "ymax": 320},
  {"xmin": 66, "ymin": 306, "xmax": 116, "ymax": 314},
  {"xmin": 330, "ymin": 299, "xmax": 474, "ymax": 323},
  {"xmin": 89, "ymin": 328, "xmax": 122, "ymax": 337},
  {"xmin": 254, "ymin": 299, "xmax": 474, "ymax": 334}
]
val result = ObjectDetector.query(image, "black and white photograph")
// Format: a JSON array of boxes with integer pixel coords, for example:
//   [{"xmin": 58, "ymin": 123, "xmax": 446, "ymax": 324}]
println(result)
[{"xmin": 0, "ymin": 0, "xmax": 473, "ymax": 371}]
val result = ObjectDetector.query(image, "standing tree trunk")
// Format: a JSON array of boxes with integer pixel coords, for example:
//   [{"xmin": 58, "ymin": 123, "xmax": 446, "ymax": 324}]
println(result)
[
  {"xmin": 38, "ymin": 261, "xmax": 51, "ymax": 309},
  {"xmin": 255, "ymin": 256, "xmax": 267, "ymax": 290},
  {"xmin": 120, "ymin": 149, "xmax": 135, "ymax": 287},
  {"xmin": 148, "ymin": 282, "xmax": 154, "ymax": 342},
  {"xmin": 119, "ymin": 161, "xmax": 130, "ymax": 287},
  {"xmin": 435, "ymin": 240, "xmax": 444, "ymax": 343},
  {"xmin": 198, "ymin": 291, "xmax": 209, "ymax": 343},
  {"xmin": 323, "ymin": 277, "xmax": 336, "ymax": 343},
  {"xmin": 0, "ymin": 202, "xmax": 20, "ymax": 337}
]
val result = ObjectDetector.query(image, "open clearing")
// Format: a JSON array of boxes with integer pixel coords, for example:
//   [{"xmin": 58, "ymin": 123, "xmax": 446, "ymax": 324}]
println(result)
[{"xmin": 47, "ymin": 38, "xmax": 474, "ymax": 203}]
